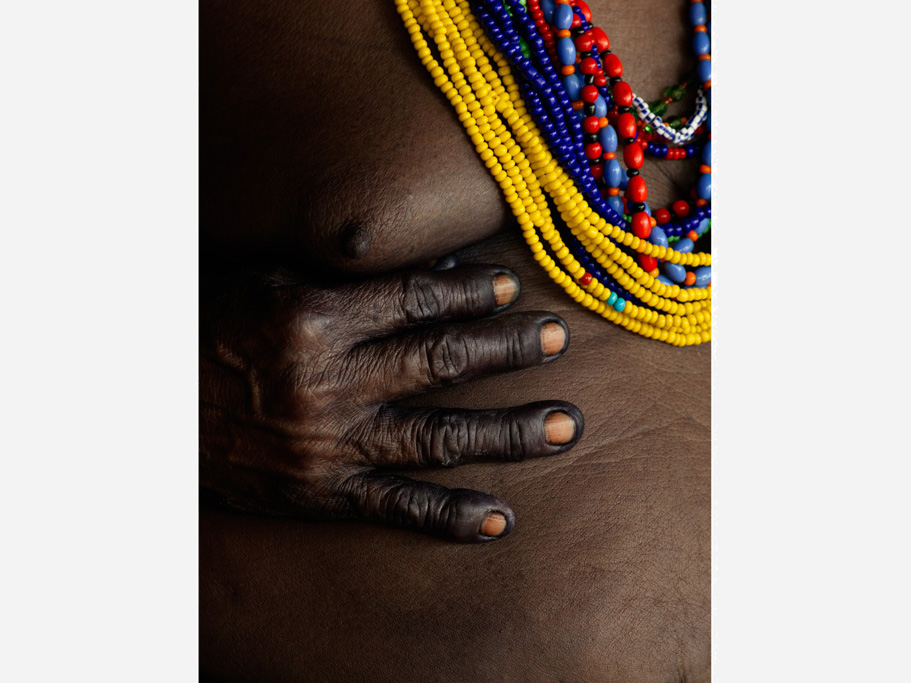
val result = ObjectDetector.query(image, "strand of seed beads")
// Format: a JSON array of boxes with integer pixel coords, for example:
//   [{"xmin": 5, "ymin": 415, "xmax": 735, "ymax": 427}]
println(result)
[
  {"xmin": 483, "ymin": 0, "xmax": 711, "ymax": 303},
  {"xmin": 398, "ymin": 0, "xmax": 710, "ymax": 344}
]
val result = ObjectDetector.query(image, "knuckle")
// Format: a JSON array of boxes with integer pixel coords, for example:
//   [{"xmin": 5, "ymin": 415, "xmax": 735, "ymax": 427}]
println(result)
[
  {"xmin": 418, "ymin": 413, "xmax": 469, "ymax": 467},
  {"xmin": 425, "ymin": 333, "xmax": 472, "ymax": 384},
  {"xmin": 401, "ymin": 272, "xmax": 445, "ymax": 323}
]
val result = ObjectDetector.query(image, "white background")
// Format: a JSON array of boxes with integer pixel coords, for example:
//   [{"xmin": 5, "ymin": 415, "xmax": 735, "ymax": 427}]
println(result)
[{"xmin": 1, "ymin": 1, "xmax": 909, "ymax": 679}]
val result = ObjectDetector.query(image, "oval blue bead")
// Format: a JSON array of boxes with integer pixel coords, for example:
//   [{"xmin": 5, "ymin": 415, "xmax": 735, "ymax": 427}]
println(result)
[
  {"xmin": 541, "ymin": 0, "xmax": 556, "ymax": 22},
  {"xmin": 613, "ymin": 297, "xmax": 626, "ymax": 312},
  {"xmin": 696, "ymin": 218, "xmax": 710, "ymax": 236},
  {"xmin": 563, "ymin": 74, "xmax": 582, "ymax": 101},
  {"xmin": 555, "ymin": 3, "xmax": 574, "ymax": 29},
  {"xmin": 697, "ymin": 173, "xmax": 711, "ymax": 200},
  {"xmin": 702, "ymin": 141, "xmax": 711, "ymax": 166},
  {"xmin": 605, "ymin": 159, "xmax": 623, "ymax": 187},
  {"xmin": 643, "ymin": 203, "xmax": 651, "ymax": 216},
  {"xmin": 694, "ymin": 266, "xmax": 711, "ymax": 287},
  {"xmin": 607, "ymin": 195, "xmax": 624, "ymax": 215},
  {"xmin": 674, "ymin": 237, "xmax": 694, "ymax": 254},
  {"xmin": 557, "ymin": 37, "xmax": 576, "ymax": 65},
  {"xmin": 693, "ymin": 32, "xmax": 710, "ymax": 55},
  {"xmin": 649, "ymin": 226, "xmax": 668, "ymax": 247},
  {"xmin": 697, "ymin": 58, "xmax": 711, "ymax": 83},
  {"xmin": 594, "ymin": 94, "xmax": 607, "ymax": 118},
  {"xmin": 664, "ymin": 262, "xmax": 687, "ymax": 284},
  {"xmin": 599, "ymin": 124, "xmax": 618, "ymax": 152},
  {"xmin": 689, "ymin": 2, "xmax": 706, "ymax": 26},
  {"xmin": 657, "ymin": 275, "xmax": 674, "ymax": 287}
]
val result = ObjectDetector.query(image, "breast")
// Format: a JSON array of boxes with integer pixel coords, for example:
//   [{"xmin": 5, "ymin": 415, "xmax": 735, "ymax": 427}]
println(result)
[{"xmin": 201, "ymin": 0, "xmax": 697, "ymax": 276}]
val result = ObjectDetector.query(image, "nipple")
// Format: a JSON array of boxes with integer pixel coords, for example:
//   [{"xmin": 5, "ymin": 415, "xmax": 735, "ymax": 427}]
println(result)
[{"xmin": 339, "ymin": 222, "xmax": 372, "ymax": 260}]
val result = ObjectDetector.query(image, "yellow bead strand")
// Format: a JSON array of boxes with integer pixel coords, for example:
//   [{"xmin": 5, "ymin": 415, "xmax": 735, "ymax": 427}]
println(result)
[{"xmin": 397, "ymin": 0, "xmax": 711, "ymax": 345}]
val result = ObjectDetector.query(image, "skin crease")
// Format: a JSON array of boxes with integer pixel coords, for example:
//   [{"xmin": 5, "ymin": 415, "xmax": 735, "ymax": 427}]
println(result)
[{"xmin": 200, "ymin": 0, "xmax": 710, "ymax": 681}]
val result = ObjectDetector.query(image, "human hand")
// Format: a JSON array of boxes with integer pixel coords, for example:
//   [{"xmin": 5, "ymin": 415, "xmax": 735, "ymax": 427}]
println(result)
[{"xmin": 200, "ymin": 264, "xmax": 583, "ymax": 542}]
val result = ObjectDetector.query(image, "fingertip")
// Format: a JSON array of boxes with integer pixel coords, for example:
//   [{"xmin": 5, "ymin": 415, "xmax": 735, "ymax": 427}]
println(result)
[
  {"xmin": 449, "ymin": 490, "xmax": 515, "ymax": 542},
  {"xmin": 492, "ymin": 268, "xmax": 521, "ymax": 311},
  {"xmin": 493, "ymin": 272, "xmax": 520, "ymax": 307}
]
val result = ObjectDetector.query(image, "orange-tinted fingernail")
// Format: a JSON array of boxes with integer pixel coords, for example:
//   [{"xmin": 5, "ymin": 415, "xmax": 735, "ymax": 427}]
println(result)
[
  {"xmin": 544, "ymin": 411, "xmax": 576, "ymax": 445},
  {"xmin": 480, "ymin": 511, "xmax": 508, "ymax": 537},
  {"xmin": 540, "ymin": 322, "xmax": 567, "ymax": 356},
  {"xmin": 493, "ymin": 274, "xmax": 519, "ymax": 306}
]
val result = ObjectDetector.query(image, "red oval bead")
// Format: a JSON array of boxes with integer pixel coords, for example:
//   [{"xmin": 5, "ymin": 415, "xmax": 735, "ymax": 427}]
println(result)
[
  {"xmin": 617, "ymin": 112, "xmax": 637, "ymax": 139},
  {"xmin": 672, "ymin": 200, "xmax": 690, "ymax": 217},
  {"xmin": 580, "ymin": 84, "xmax": 599, "ymax": 103},
  {"xmin": 638, "ymin": 254, "xmax": 658, "ymax": 272},
  {"xmin": 654, "ymin": 208, "xmax": 671, "ymax": 225},
  {"xmin": 626, "ymin": 176, "xmax": 647, "ymax": 202},
  {"xmin": 579, "ymin": 271, "xmax": 593, "ymax": 286},
  {"xmin": 570, "ymin": 11, "xmax": 581, "ymax": 28},
  {"xmin": 584, "ymin": 142, "xmax": 602, "ymax": 159},
  {"xmin": 590, "ymin": 162, "xmax": 604, "ymax": 180},
  {"xmin": 582, "ymin": 116, "xmax": 600, "ymax": 134},
  {"xmin": 575, "ymin": 0, "xmax": 593, "ymax": 24},
  {"xmin": 594, "ymin": 75, "xmax": 607, "ymax": 87},
  {"xmin": 612, "ymin": 81, "xmax": 633, "ymax": 107},
  {"xmin": 623, "ymin": 143, "xmax": 643, "ymax": 169},
  {"xmin": 602, "ymin": 53, "xmax": 622, "ymax": 78},
  {"xmin": 578, "ymin": 57, "xmax": 599, "ymax": 75},
  {"xmin": 631, "ymin": 211, "xmax": 651, "ymax": 239},
  {"xmin": 589, "ymin": 26, "xmax": 609, "ymax": 52},
  {"xmin": 574, "ymin": 33, "xmax": 595, "ymax": 52}
]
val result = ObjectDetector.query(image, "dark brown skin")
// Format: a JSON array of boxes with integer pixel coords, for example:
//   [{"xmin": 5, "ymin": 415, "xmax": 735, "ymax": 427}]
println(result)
[{"xmin": 200, "ymin": 0, "xmax": 709, "ymax": 680}]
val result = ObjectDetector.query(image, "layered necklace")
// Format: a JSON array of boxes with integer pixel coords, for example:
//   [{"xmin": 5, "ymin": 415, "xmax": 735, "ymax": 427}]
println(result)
[{"xmin": 397, "ymin": 0, "xmax": 711, "ymax": 346}]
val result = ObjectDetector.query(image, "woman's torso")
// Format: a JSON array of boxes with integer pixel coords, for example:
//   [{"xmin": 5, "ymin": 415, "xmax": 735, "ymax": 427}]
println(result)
[{"xmin": 200, "ymin": 1, "xmax": 710, "ymax": 679}]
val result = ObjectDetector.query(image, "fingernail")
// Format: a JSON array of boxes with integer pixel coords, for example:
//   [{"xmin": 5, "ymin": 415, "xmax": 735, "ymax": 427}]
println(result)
[
  {"xmin": 493, "ymin": 273, "xmax": 519, "ymax": 306},
  {"xmin": 540, "ymin": 322, "xmax": 567, "ymax": 356},
  {"xmin": 544, "ymin": 411, "xmax": 576, "ymax": 445},
  {"xmin": 480, "ymin": 511, "xmax": 508, "ymax": 537}
]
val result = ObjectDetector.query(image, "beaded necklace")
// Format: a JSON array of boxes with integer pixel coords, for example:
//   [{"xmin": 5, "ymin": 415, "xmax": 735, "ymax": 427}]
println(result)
[{"xmin": 397, "ymin": 0, "xmax": 711, "ymax": 346}]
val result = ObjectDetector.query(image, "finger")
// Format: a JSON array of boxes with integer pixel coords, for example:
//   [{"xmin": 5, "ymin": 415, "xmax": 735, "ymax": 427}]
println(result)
[
  {"xmin": 337, "ymin": 471, "xmax": 516, "ymax": 542},
  {"xmin": 339, "ymin": 264, "xmax": 521, "ymax": 338},
  {"xmin": 356, "ymin": 401, "xmax": 584, "ymax": 468},
  {"xmin": 347, "ymin": 312, "xmax": 569, "ymax": 402}
]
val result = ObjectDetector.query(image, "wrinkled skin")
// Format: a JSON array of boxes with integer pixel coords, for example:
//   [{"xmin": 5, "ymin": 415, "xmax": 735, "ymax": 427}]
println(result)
[
  {"xmin": 200, "ymin": 0, "xmax": 710, "ymax": 680},
  {"xmin": 201, "ymin": 264, "xmax": 583, "ymax": 541}
]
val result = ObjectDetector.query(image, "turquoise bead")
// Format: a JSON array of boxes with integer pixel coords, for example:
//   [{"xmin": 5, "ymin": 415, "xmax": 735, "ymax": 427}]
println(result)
[
  {"xmin": 694, "ymin": 266, "xmax": 711, "ymax": 288},
  {"xmin": 606, "ymin": 291, "xmax": 617, "ymax": 306},
  {"xmin": 613, "ymin": 297, "xmax": 626, "ymax": 312},
  {"xmin": 664, "ymin": 262, "xmax": 686, "ymax": 283}
]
